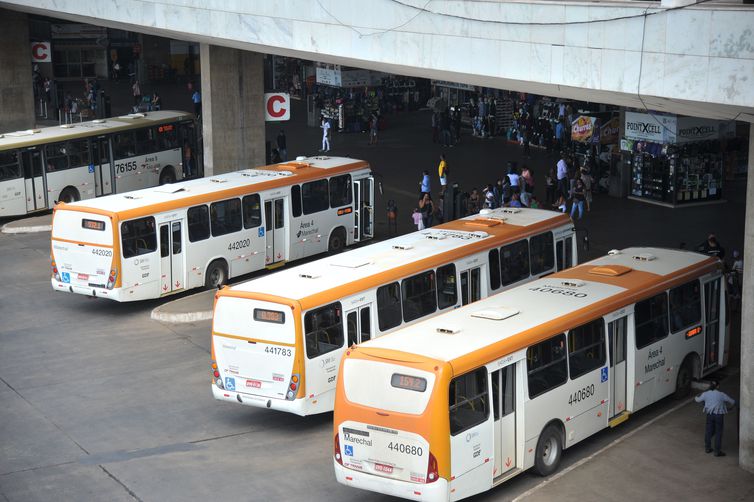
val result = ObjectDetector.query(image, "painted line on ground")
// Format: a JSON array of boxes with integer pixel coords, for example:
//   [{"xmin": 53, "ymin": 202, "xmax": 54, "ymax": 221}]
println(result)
[{"xmin": 2, "ymin": 223, "xmax": 52, "ymax": 234}]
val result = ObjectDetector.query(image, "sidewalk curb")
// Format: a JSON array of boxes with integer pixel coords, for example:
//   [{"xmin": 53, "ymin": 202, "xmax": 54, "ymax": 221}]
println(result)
[
  {"xmin": 150, "ymin": 308, "xmax": 213, "ymax": 324},
  {"xmin": 1, "ymin": 224, "xmax": 52, "ymax": 234}
]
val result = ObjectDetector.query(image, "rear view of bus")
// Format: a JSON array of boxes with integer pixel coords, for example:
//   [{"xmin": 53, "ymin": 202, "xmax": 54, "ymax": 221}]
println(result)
[
  {"xmin": 51, "ymin": 207, "xmax": 119, "ymax": 299},
  {"xmin": 333, "ymin": 347, "xmax": 451, "ymax": 501},
  {"xmin": 211, "ymin": 292, "xmax": 305, "ymax": 414}
]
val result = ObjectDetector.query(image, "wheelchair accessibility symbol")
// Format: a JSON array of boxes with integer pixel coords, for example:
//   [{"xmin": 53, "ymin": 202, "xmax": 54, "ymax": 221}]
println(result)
[
  {"xmin": 225, "ymin": 377, "xmax": 236, "ymax": 391},
  {"xmin": 601, "ymin": 367, "xmax": 608, "ymax": 383},
  {"xmin": 344, "ymin": 445, "xmax": 353, "ymax": 456}
]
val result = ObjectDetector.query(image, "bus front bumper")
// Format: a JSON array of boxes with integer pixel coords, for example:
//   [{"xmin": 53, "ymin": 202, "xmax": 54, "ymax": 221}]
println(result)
[
  {"xmin": 212, "ymin": 384, "xmax": 310, "ymax": 416},
  {"xmin": 334, "ymin": 460, "xmax": 449, "ymax": 502},
  {"xmin": 51, "ymin": 278, "xmax": 122, "ymax": 301}
]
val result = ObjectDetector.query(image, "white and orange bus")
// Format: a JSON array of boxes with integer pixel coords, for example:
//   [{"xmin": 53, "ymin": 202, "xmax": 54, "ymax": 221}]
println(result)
[
  {"xmin": 211, "ymin": 208, "xmax": 577, "ymax": 416},
  {"xmin": 1, "ymin": 111, "xmax": 198, "ymax": 216},
  {"xmin": 333, "ymin": 247, "xmax": 728, "ymax": 501},
  {"xmin": 50, "ymin": 156, "xmax": 374, "ymax": 301}
]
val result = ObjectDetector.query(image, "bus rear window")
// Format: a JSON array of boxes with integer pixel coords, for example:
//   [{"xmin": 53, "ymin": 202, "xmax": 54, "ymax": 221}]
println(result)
[
  {"xmin": 254, "ymin": 308, "xmax": 285, "ymax": 324},
  {"xmin": 82, "ymin": 219, "xmax": 105, "ymax": 231},
  {"xmin": 391, "ymin": 373, "xmax": 427, "ymax": 392}
]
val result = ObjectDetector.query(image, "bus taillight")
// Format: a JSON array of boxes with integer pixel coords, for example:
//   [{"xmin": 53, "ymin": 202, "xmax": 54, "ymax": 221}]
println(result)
[
  {"xmin": 51, "ymin": 260, "xmax": 60, "ymax": 281},
  {"xmin": 426, "ymin": 451, "xmax": 439, "ymax": 483},
  {"xmin": 286, "ymin": 374, "xmax": 300, "ymax": 400},
  {"xmin": 106, "ymin": 268, "xmax": 118, "ymax": 290},
  {"xmin": 334, "ymin": 434, "xmax": 343, "ymax": 465},
  {"xmin": 211, "ymin": 360, "xmax": 223, "ymax": 388}
]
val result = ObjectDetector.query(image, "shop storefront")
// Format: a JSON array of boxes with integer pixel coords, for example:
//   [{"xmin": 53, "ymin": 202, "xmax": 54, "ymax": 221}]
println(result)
[{"xmin": 622, "ymin": 112, "xmax": 728, "ymax": 206}]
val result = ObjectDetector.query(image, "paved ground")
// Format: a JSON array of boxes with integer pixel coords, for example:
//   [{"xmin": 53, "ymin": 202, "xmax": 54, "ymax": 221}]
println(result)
[{"xmin": 2, "ymin": 83, "xmax": 752, "ymax": 501}]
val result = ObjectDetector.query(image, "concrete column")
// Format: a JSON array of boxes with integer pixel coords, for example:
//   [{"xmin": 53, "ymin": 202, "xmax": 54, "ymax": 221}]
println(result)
[
  {"xmin": 0, "ymin": 9, "xmax": 34, "ymax": 133},
  {"xmin": 199, "ymin": 44, "xmax": 265, "ymax": 176},
  {"xmin": 741, "ymin": 127, "xmax": 754, "ymax": 473}
]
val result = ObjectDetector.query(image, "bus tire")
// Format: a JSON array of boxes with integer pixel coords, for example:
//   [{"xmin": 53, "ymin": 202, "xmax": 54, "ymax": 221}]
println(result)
[
  {"xmin": 205, "ymin": 260, "xmax": 228, "ymax": 289},
  {"xmin": 674, "ymin": 358, "xmax": 693, "ymax": 399},
  {"xmin": 159, "ymin": 167, "xmax": 176, "ymax": 185},
  {"xmin": 328, "ymin": 227, "xmax": 346, "ymax": 253},
  {"xmin": 534, "ymin": 424, "xmax": 563, "ymax": 477},
  {"xmin": 58, "ymin": 187, "xmax": 80, "ymax": 204}
]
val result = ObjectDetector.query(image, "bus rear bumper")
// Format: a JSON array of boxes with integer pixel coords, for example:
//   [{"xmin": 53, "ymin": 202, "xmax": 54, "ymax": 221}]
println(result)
[
  {"xmin": 211, "ymin": 385, "xmax": 309, "ymax": 416},
  {"xmin": 334, "ymin": 461, "xmax": 448, "ymax": 502},
  {"xmin": 51, "ymin": 278, "xmax": 121, "ymax": 300}
]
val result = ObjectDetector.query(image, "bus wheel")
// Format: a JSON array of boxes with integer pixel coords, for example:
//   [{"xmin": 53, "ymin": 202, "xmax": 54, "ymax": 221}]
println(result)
[
  {"xmin": 58, "ymin": 187, "xmax": 80, "ymax": 204},
  {"xmin": 159, "ymin": 167, "xmax": 176, "ymax": 185},
  {"xmin": 674, "ymin": 359, "xmax": 693, "ymax": 399},
  {"xmin": 328, "ymin": 227, "xmax": 346, "ymax": 253},
  {"xmin": 534, "ymin": 424, "xmax": 563, "ymax": 476},
  {"xmin": 205, "ymin": 260, "xmax": 228, "ymax": 289}
]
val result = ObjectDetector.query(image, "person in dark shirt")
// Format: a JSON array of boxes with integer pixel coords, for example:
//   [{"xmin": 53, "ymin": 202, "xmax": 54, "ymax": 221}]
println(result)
[
  {"xmin": 276, "ymin": 129, "xmax": 287, "ymax": 161},
  {"xmin": 698, "ymin": 234, "xmax": 725, "ymax": 260}
]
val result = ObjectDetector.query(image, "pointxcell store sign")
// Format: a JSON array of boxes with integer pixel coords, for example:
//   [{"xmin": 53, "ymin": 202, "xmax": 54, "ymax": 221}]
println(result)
[{"xmin": 624, "ymin": 111, "xmax": 676, "ymax": 143}]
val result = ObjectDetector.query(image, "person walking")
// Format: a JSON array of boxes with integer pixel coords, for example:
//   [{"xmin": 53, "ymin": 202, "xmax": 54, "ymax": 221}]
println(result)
[
  {"xmin": 419, "ymin": 193, "xmax": 435, "ymax": 228},
  {"xmin": 412, "ymin": 207, "xmax": 425, "ymax": 230},
  {"xmin": 695, "ymin": 381, "xmax": 736, "ymax": 457},
  {"xmin": 387, "ymin": 199, "xmax": 398, "ymax": 235},
  {"xmin": 556, "ymin": 154, "xmax": 568, "ymax": 198},
  {"xmin": 192, "ymin": 88, "xmax": 202, "ymax": 118},
  {"xmin": 545, "ymin": 167, "xmax": 556, "ymax": 205},
  {"xmin": 419, "ymin": 170, "xmax": 431, "ymax": 196},
  {"xmin": 438, "ymin": 154, "xmax": 449, "ymax": 197},
  {"xmin": 570, "ymin": 178, "xmax": 586, "ymax": 220},
  {"xmin": 276, "ymin": 129, "xmax": 288, "ymax": 161},
  {"xmin": 580, "ymin": 165, "xmax": 593, "ymax": 211},
  {"xmin": 369, "ymin": 112, "xmax": 379, "ymax": 145},
  {"xmin": 132, "ymin": 79, "xmax": 142, "ymax": 109},
  {"xmin": 320, "ymin": 115, "xmax": 331, "ymax": 152}
]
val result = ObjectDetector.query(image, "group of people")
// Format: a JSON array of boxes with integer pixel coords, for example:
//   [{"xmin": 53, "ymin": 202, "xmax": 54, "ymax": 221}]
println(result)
[
  {"xmin": 545, "ymin": 152, "xmax": 596, "ymax": 220},
  {"xmin": 431, "ymin": 107, "xmax": 462, "ymax": 147},
  {"xmin": 465, "ymin": 162, "xmax": 540, "ymax": 214}
]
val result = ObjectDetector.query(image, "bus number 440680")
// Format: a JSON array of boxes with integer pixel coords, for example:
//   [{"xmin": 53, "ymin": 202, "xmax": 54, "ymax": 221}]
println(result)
[
  {"xmin": 388, "ymin": 442, "xmax": 423, "ymax": 456},
  {"xmin": 568, "ymin": 384, "xmax": 595, "ymax": 406}
]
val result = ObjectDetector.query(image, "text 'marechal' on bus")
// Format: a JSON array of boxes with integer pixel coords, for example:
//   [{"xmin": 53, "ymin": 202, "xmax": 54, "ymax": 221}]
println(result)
[
  {"xmin": 1, "ymin": 111, "xmax": 199, "ymax": 217},
  {"xmin": 333, "ymin": 247, "xmax": 727, "ymax": 501},
  {"xmin": 50, "ymin": 156, "xmax": 374, "ymax": 301},
  {"xmin": 211, "ymin": 207, "xmax": 577, "ymax": 416}
]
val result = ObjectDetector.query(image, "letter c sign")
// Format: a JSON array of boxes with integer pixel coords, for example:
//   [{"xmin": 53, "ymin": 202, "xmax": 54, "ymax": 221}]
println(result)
[
  {"xmin": 264, "ymin": 93, "xmax": 290, "ymax": 121},
  {"xmin": 31, "ymin": 42, "xmax": 51, "ymax": 63}
]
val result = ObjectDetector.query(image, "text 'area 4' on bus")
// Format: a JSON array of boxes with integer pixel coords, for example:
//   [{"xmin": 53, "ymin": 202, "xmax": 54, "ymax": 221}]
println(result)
[
  {"xmin": 0, "ymin": 111, "xmax": 199, "ymax": 217},
  {"xmin": 333, "ymin": 247, "xmax": 728, "ymax": 501},
  {"xmin": 50, "ymin": 156, "xmax": 374, "ymax": 301},
  {"xmin": 211, "ymin": 207, "xmax": 577, "ymax": 416}
]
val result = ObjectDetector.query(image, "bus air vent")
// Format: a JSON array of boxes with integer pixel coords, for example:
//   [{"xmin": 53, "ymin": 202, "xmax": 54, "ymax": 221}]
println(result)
[
  {"xmin": 298, "ymin": 273, "xmax": 321, "ymax": 279},
  {"xmin": 61, "ymin": 124, "xmax": 75, "ymax": 129},
  {"xmin": 210, "ymin": 178, "xmax": 227, "ymax": 183},
  {"xmin": 501, "ymin": 207, "xmax": 521, "ymax": 214},
  {"xmin": 425, "ymin": 232, "xmax": 447, "ymax": 240},
  {"xmin": 154, "ymin": 186, "xmax": 186, "ymax": 194},
  {"xmin": 465, "ymin": 218, "xmax": 502, "ymax": 228},
  {"xmin": 561, "ymin": 280, "xmax": 585, "ymax": 287},
  {"xmin": 436, "ymin": 327, "xmax": 460, "ymax": 335},
  {"xmin": 607, "ymin": 249, "xmax": 621, "ymax": 256},
  {"xmin": 392, "ymin": 244, "xmax": 413, "ymax": 250},
  {"xmin": 331, "ymin": 257, "xmax": 370, "ymax": 269},
  {"xmin": 119, "ymin": 113, "xmax": 146, "ymax": 119},
  {"xmin": 92, "ymin": 119, "xmax": 106, "ymax": 124},
  {"xmin": 123, "ymin": 195, "xmax": 142, "ymax": 200},
  {"xmin": 471, "ymin": 308, "xmax": 520, "ymax": 321},
  {"xmin": 632, "ymin": 253, "xmax": 657, "ymax": 262},
  {"xmin": 588, "ymin": 265, "xmax": 632, "ymax": 277}
]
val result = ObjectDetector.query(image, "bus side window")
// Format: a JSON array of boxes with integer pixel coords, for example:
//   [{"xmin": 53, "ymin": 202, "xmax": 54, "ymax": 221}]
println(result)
[
  {"xmin": 529, "ymin": 231, "xmax": 554, "ymax": 276},
  {"xmin": 437, "ymin": 264, "xmax": 457, "ymax": 309},
  {"xmin": 0, "ymin": 151, "xmax": 21, "ymax": 181},
  {"xmin": 135, "ymin": 128, "xmax": 157, "ymax": 155},
  {"xmin": 121, "ymin": 217, "xmax": 157, "ymax": 258},
  {"xmin": 210, "ymin": 198, "xmax": 242, "ymax": 237},
  {"xmin": 291, "ymin": 185, "xmax": 302, "ymax": 217},
  {"xmin": 401, "ymin": 270, "xmax": 437, "ymax": 322},
  {"xmin": 242, "ymin": 194, "xmax": 262, "ymax": 228},
  {"xmin": 45, "ymin": 143, "xmax": 69, "ymax": 171},
  {"xmin": 376, "ymin": 282, "xmax": 402, "ymax": 332},
  {"xmin": 526, "ymin": 333, "xmax": 568, "ymax": 399},
  {"xmin": 304, "ymin": 302, "xmax": 344, "ymax": 359},
  {"xmin": 669, "ymin": 280, "xmax": 701, "ymax": 332},
  {"xmin": 449, "ymin": 368, "xmax": 489, "ymax": 436},
  {"xmin": 187, "ymin": 205, "xmax": 210, "ymax": 241},
  {"xmin": 329, "ymin": 174, "xmax": 352, "ymax": 207},
  {"xmin": 488, "ymin": 248, "xmax": 501, "ymax": 291},
  {"xmin": 635, "ymin": 292, "xmax": 669, "ymax": 349},
  {"xmin": 112, "ymin": 132, "xmax": 136, "ymax": 160},
  {"xmin": 501, "ymin": 240, "xmax": 529, "ymax": 286},
  {"xmin": 567, "ymin": 318, "xmax": 606, "ymax": 379},
  {"xmin": 302, "ymin": 179, "xmax": 329, "ymax": 214}
]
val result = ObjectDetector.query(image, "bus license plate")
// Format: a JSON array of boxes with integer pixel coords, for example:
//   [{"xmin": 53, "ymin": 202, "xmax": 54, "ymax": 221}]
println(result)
[
  {"xmin": 374, "ymin": 463, "xmax": 393, "ymax": 474},
  {"xmin": 246, "ymin": 379, "xmax": 262, "ymax": 388},
  {"xmin": 77, "ymin": 273, "xmax": 89, "ymax": 280}
]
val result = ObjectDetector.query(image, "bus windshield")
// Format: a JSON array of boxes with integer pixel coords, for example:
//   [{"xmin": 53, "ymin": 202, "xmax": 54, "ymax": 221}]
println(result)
[{"xmin": 342, "ymin": 358, "xmax": 435, "ymax": 415}]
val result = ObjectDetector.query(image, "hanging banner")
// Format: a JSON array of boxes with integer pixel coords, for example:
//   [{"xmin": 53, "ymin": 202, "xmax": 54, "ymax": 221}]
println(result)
[
  {"xmin": 675, "ymin": 117, "xmax": 719, "ymax": 143},
  {"xmin": 571, "ymin": 116, "xmax": 597, "ymax": 143},
  {"xmin": 316, "ymin": 67, "xmax": 342, "ymax": 87},
  {"xmin": 624, "ymin": 111, "xmax": 676, "ymax": 143},
  {"xmin": 600, "ymin": 116, "xmax": 620, "ymax": 144}
]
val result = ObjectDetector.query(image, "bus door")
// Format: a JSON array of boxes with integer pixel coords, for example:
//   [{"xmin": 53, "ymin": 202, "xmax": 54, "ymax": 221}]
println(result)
[
  {"xmin": 346, "ymin": 305, "xmax": 372, "ymax": 346},
  {"xmin": 460, "ymin": 267, "xmax": 482, "ymax": 306},
  {"xmin": 265, "ymin": 197, "xmax": 286, "ymax": 265},
  {"xmin": 92, "ymin": 136, "xmax": 113, "ymax": 196},
  {"xmin": 491, "ymin": 362, "xmax": 518, "ymax": 479},
  {"xmin": 608, "ymin": 314, "xmax": 629, "ymax": 420},
  {"xmin": 702, "ymin": 277, "xmax": 722, "ymax": 370},
  {"xmin": 21, "ymin": 148, "xmax": 46, "ymax": 211},
  {"xmin": 353, "ymin": 178, "xmax": 374, "ymax": 241},
  {"xmin": 555, "ymin": 235, "xmax": 574, "ymax": 271},
  {"xmin": 159, "ymin": 220, "xmax": 184, "ymax": 294}
]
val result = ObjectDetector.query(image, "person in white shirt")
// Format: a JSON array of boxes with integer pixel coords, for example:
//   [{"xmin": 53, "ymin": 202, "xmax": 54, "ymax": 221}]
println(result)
[
  {"xmin": 320, "ymin": 116, "xmax": 331, "ymax": 152},
  {"xmin": 556, "ymin": 155, "xmax": 568, "ymax": 198},
  {"xmin": 695, "ymin": 381, "xmax": 736, "ymax": 457}
]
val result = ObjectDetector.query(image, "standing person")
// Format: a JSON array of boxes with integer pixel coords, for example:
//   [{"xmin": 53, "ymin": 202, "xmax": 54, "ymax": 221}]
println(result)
[
  {"xmin": 320, "ymin": 115, "xmax": 331, "ymax": 152},
  {"xmin": 507, "ymin": 164, "xmax": 520, "ymax": 195},
  {"xmin": 419, "ymin": 170, "xmax": 431, "ymax": 196},
  {"xmin": 440, "ymin": 109, "xmax": 452, "ymax": 147},
  {"xmin": 580, "ymin": 165, "xmax": 593, "ymax": 212},
  {"xmin": 112, "ymin": 61, "xmax": 121, "ymax": 81},
  {"xmin": 132, "ymin": 79, "xmax": 141, "ymax": 109},
  {"xmin": 431, "ymin": 111, "xmax": 439, "ymax": 143},
  {"xmin": 412, "ymin": 207, "xmax": 425, "ymax": 230},
  {"xmin": 438, "ymin": 154, "xmax": 449, "ymax": 197},
  {"xmin": 570, "ymin": 179, "xmax": 586, "ymax": 220},
  {"xmin": 468, "ymin": 188, "xmax": 481, "ymax": 214},
  {"xmin": 556, "ymin": 154, "xmax": 568, "ymax": 198},
  {"xmin": 276, "ymin": 129, "xmax": 288, "ymax": 161},
  {"xmin": 387, "ymin": 199, "xmax": 398, "ymax": 235},
  {"xmin": 545, "ymin": 167, "xmax": 556, "ymax": 205},
  {"xmin": 151, "ymin": 91, "xmax": 161, "ymax": 111},
  {"xmin": 695, "ymin": 381, "xmax": 736, "ymax": 456},
  {"xmin": 192, "ymin": 88, "xmax": 202, "ymax": 118},
  {"xmin": 521, "ymin": 165, "xmax": 535, "ymax": 194},
  {"xmin": 699, "ymin": 234, "xmax": 725, "ymax": 260},
  {"xmin": 182, "ymin": 144, "xmax": 195, "ymax": 178},
  {"xmin": 368, "ymin": 112, "xmax": 379, "ymax": 145},
  {"xmin": 453, "ymin": 107, "xmax": 461, "ymax": 145},
  {"xmin": 419, "ymin": 193, "xmax": 435, "ymax": 228}
]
